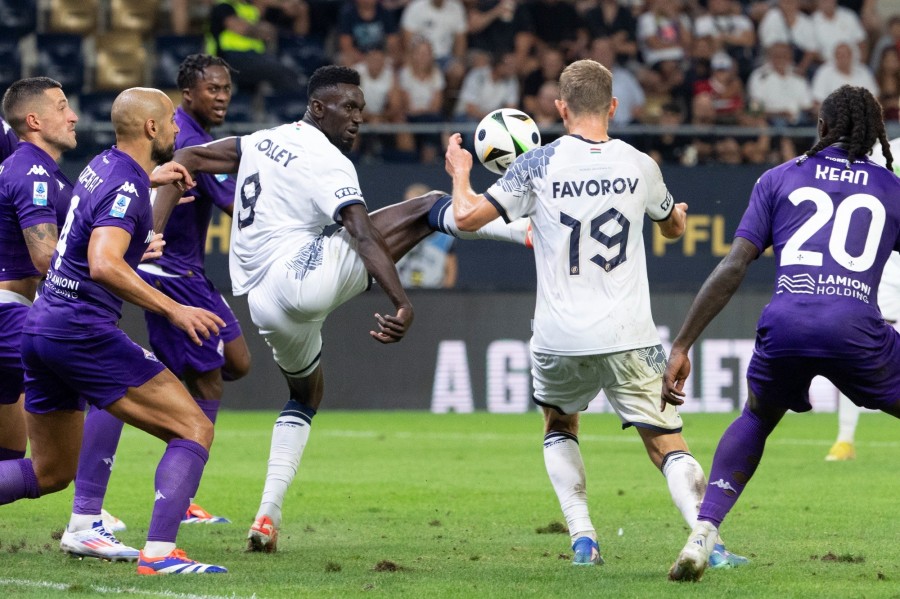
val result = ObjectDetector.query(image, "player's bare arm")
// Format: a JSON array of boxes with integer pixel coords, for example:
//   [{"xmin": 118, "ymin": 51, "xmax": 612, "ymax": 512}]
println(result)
[
  {"xmin": 340, "ymin": 202, "xmax": 414, "ymax": 344},
  {"xmin": 444, "ymin": 133, "xmax": 502, "ymax": 230},
  {"xmin": 87, "ymin": 226, "xmax": 225, "ymax": 346},
  {"xmin": 22, "ymin": 221, "xmax": 59, "ymax": 276},
  {"xmin": 150, "ymin": 160, "xmax": 196, "ymax": 190},
  {"xmin": 661, "ymin": 237, "xmax": 759, "ymax": 408},
  {"xmin": 657, "ymin": 202, "xmax": 689, "ymax": 239}
]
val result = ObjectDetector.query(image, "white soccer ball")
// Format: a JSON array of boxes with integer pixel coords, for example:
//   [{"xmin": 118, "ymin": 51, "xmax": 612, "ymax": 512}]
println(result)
[{"xmin": 473, "ymin": 108, "xmax": 541, "ymax": 175}]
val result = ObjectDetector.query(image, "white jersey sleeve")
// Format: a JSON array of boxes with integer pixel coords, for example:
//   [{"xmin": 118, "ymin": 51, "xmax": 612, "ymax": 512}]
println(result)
[{"xmin": 638, "ymin": 151, "xmax": 675, "ymax": 222}]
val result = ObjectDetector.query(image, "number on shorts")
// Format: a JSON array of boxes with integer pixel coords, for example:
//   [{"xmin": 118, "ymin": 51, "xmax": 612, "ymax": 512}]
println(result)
[
  {"xmin": 560, "ymin": 208, "xmax": 630, "ymax": 275},
  {"xmin": 238, "ymin": 172, "xmax": 261, "ymax": 230},
  {"xmin": 54, "ymin": 195, "xmax": 81, "ymax": 269}
]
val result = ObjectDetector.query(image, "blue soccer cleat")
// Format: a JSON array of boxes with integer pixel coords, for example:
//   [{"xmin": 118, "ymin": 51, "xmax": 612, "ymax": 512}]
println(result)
[
  {"xmin": 709, "ymin": 543, "xmax": 750, "ymax": 569},
  {"xmin": 571, "ymin": 536, "xmax": 604, "ymax": 566},
  {"xmin": 137, "ymin": 549, "xmax": 227, "ymax": 575}
]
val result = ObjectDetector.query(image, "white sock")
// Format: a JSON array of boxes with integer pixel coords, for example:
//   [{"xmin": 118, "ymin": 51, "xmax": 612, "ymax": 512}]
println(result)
[
  {"xmin": 543, "ymin": 432, "xmax": 595, "ymax": 543},
  {"xmin": 836, "ymin": 394, "xmax": 859, "ymax": 444},
  {"xmin": 68, "ymin": 513, "xmax": 100, "ymax": 532},
  {"xmin": 256, "ymin": 409, "xmax": 312, "ymax": 527},
  {"xmin": 142, "ymin": 541, "xmax": 176, "ymax": 558},
  {"xmin": 438, "ymin": 206, "xmax": 530, "ymax": 245},
  {"xmin": 661, "ymin": 451, "xmax": 705, "ymax": 528}
]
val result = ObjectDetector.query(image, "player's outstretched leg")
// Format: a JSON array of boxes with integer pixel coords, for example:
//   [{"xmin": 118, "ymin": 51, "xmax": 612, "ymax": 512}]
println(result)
[
  {"xmin": 426, "ymin": 193, "xmax": 530, "ymax": 245},
  {"xmin": 826, "ymin": 393, "xmax": 858, "ymax": 461}
]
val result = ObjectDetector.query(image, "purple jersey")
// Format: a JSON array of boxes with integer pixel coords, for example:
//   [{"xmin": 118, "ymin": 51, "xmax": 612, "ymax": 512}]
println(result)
[
  {"xmin": 0, "ymin": 118, "xmax": 18, "ymax": 162},
  {"xmin": 736, "ymin": 145, "xmax": 900, "ymax": 359},
  {"xmin": 154, "ymin": 107, "xmax": 235, "ymax": 276},
  {"xmin": 25, "ymin": 148, "xmax": 154, "ymax": 337},
  {"xmin": 0, "ymin": 142, "xmax": 73, "ymax": 281}
]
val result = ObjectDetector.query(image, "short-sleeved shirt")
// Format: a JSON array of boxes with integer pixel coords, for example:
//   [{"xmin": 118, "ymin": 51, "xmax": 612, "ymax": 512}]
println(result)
[
  {"xmin": 25, "ymin": 147, "xmax": 154, "ymax": 337},
  {"xmin": 484, "ymin": 135, "xmax": 674, "ymax": 355},
  {"xmin": 154, "ymin": 107, "xmax": 235, "ymax": 276},
  {"xmin": 230, "ymin": 122, "xmax": 365, "ymax": 295},
  {"xmin": 0, "ymin": 118, "xmax": 19, "ymax": 161},
  {"xmin": 735, "ymin": 145, "xmax": 900, "ymax": 359},
  {"xmin": 337, "ymin": 3, "xmax": 398, "ymax": 53},
  {"xmin": 0, "ymin": 142, "xmax": 74, "ymax": 281},
  {"xmin": 400, "ymin": 0, "xmax": 467, "ymax": 61}
]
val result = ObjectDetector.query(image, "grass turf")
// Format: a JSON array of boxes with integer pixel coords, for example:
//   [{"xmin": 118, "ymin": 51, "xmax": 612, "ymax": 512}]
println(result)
[{"xmin": 0, "ymin": 411, "xmax": 898, "ymax": 598}]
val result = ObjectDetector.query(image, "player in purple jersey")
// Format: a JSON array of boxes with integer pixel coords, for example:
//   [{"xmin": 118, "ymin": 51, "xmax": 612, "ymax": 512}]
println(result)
[
  {"xmin": 0, "ymin": 87, "xmax": 230, "ymax": 575},
  {"xmin": 0, "ymin": 78, "xmax": 76, "ymax": 466},
  {"xmin": 67, "ymin": 55, "xmax": 247, "ymax": 539},
  {"xmin": 663, "ymin": 85, "xmax": 900, "ymax": 582}
]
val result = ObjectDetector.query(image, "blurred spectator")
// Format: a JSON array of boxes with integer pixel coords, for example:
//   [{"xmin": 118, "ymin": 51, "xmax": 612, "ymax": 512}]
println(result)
[
  {"xmin": 262, "ymin": 0, "xmax": 310, "ymax": 35},
  {"xmin": 466, "ymin": 0, "xmax": 535, "ymax": 74},
  {"xmin": 529, "ymin": 0, "xmax": 587, "ymax": 60},
  {"xmin": 337, "ymin": 0, "xmax": 401, "ymax": 67},
  {"xmin": 531, "ymin": 81, "xmax": 563, "ymax": 138},
  {"xmin": 637, "ymin": 0, "xmax": 693, "ymax": 67},
  {"xmin": 692, "ymin": 52, "xmax": 745, "ymax": 124},
  {"xmin": 454, "ymin": 51, "xmax": 520, "ymax": 121},
  {"xmin": 396, "ymin": 37, "xmax": 446, "ymax": 161},
  {"xmin": 355, "ymin": 45, "xmax": 403, "ymax": 157},
  {"xmin": 521, "ymin": 48, "xmax": 564, "ymax": 116},
  {"xmin": 582, "ymin": 0, "xmax": 639, "ymax": 65},
  {"xmin": 643, "ymin": 102, "xmax": 695, "ymax": 164},
  {"xmin": 811, "ymin": 42, "xmax": 878, "ymax": 110},
  {"xmin": 693, "ymin": 0, "xmax": 756, "ymax": 79},
  {"xmin": 869, "ymin": 16, "xmax": 900, "ymax": 73},
  {"xmin": 638, "ymin": 59, "xmax": 691, "ymax": 124},
  {"xmin": 757, "ymin": 0, "xmax": 820, "ymax": 75},
  {"xmin": 396, "ymin": 183, "xmax": 458, "ymax": 288},
  {"xmin": 400, "ymin": 0, "xmax": 468, "ymax": 109},
  {"xmin": 875, "ymin": 46, "xmax": 900, "ymax": 121},
  {"xmin": 206, "ymin": 0, "xmax": 304, "ymax": 94},
  {"xmin": 588, "ymin": 37, "xmax": 645, "ymax": 126},
  {"xmin": 811, "ymin": 0, "xmax": 867, "ymax": 64}
]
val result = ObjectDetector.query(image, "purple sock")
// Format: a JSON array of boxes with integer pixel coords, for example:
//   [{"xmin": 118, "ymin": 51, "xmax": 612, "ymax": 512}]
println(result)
[
  {"xmin": 0, "ymin": 446, "xmax": 26, "ymax": 461},
  {"xmin": 147, "ymin": 439, "xmax": 209, "ymax": 543},
  {"xmin": 0, "ymin": 458, "xmax": 40, "ymax": 504},
  {"xmin": 73, "ymin": 406, "xmax": 124, "ymax": 515},
  {"xmin": 698, "ymin": 404, "xmax": 775, "ymax": 528},
  {"xmin": 194, "ymin": 398, "xmax": 220, "ymax": 425}
]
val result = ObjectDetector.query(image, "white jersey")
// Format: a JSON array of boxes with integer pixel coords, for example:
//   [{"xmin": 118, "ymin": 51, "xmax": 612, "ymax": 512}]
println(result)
[
  {"xmin": 229, "ymin": 123, "xmax": 366, "ymax": 295},
  {"xmin": 867, "ymin": 136, "xmax": 900, "ymax": 321},
  {"xmin": 485, "ymin": 135, "xmax": 673, "ymax": 355}
]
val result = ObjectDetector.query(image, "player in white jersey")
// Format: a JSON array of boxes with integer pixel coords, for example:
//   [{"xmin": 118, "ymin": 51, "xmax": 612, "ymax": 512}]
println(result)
[
  {"xmin": 444, "ymin": 59, "xmax": 746, "ymax": 568},
  {"xmin": 153, "ymin": 65, "xmax": 529, "ymax": 552}
]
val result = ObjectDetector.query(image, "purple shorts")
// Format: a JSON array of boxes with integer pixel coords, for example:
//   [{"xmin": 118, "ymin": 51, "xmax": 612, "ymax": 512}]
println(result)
[
  {"xmin": 747, "ymin": 339, "xmax": 900, "ymax": 413},
  {"xmin": 0, "ymin": 301, "xmax": 28, "ymax": 404},
  {"xmin": 139, "ymin": 270, "xmax": 241, "ymax": 377},
  {"xmin": 22, "ymin": 327, "xmax": 166, "ymax": 414}
]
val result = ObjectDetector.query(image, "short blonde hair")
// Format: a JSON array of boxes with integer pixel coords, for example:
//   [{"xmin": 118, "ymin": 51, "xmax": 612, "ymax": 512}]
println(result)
[{"xmin": 558, "ymin": 59, "xmax": 612, "ymax": 116}]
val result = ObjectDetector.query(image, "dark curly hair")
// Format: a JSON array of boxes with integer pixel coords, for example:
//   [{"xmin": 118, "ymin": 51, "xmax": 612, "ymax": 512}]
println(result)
[
  {"xmin": 800, "ymin": 85, "xmax": 893, "ymax": 171},
  {"xmin": 307, "ymin": 65, "xmax": 360, "ymax": 100},
  {"xmin": 176, "ymin": 54, "xmax": 235, "ymax": 90}
]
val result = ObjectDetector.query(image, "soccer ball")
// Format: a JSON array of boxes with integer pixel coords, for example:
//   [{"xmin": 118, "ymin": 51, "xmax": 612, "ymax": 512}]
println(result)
[{"xmin": 473, "ymin": 108, "xmax": 541, "ymax": 175}]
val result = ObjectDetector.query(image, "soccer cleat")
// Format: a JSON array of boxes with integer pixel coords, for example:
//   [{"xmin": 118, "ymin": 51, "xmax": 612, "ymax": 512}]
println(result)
[
  {"xmin": 825, "ymin": 441, "xmax": 856, "ymax": 461},
  {"xmin": 181, "ymin": 503, "xmax": 231, "ymax": 524},
  {"xmin": 101, "ymin": 508, "xmax": 127, "ymax": 532},
  {"xmin": 137, "ymin": 549, "xmax": 227, "ymax": 575},
  {"xmin": 571, "ymin": 536, "xmax": 603, "ymax": 566},
  {"xmin": 668, "ymin": 520, "xmax": 717, "ymax": 582},
  {"xmin": 247, "ymin": 515, "xmax": 278, "ymax": 553},
  {"xmin": 60, "ymin": 521, "xmax": 139, "ymax": 562},
  {"xmin": 709, "ymin": 543, "xmax": 750, "ymax": 569}
]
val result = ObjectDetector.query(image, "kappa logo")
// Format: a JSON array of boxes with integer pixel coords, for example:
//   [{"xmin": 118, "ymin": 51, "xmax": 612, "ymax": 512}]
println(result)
[
  {"xmin": 27, "ymin": 164, "xmax": 49, "ymax": 176},
  {"xmin": 334, "ymin": 186, "xmax": 360, "ymax": 199},
  {"xmin": 103, "ymin": 456, "xmax": 115, "ymax": 471},
  {"xmin": 109, "ymin": 193, "xmax": 132, "ymax": 218},
  {"xmin": 118, "ymin": 181, "xmax": 137, "ymax": 195},
  {"xmin": 155, "ymin": 489, "xmax": 166, "ymax": 501},
  {"xmin": 710, "ymin": 478, "xmax": 736, "ymax": 493}
]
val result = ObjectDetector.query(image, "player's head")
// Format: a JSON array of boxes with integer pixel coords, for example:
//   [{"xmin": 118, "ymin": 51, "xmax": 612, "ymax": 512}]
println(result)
[
  {"xmin": 111, "ymin": 87, "xmax": 180, "ymax": 165},
  {"xmin": 177, "ymin": 54, "xmax": 234, "ymax": 130},
  {"xmin": 304, "ymin": 65, "xmax": 364, "ymax": 152},
  {"xmin": 557, "ymin": 59, "xmax": 616, "ymax": 121},
  {"xmin": 801, "ymin": 85, "xmax": 892, "ymax": 171},
  {"xmin": 2, "ymin": 77, "xmax": 78, "ymax": 156}
]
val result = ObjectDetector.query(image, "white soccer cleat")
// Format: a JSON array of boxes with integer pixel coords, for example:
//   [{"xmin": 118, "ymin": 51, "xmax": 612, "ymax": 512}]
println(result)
[
  {"xmin": 101, "ymin": 508, "xmax": 127, "ymax": 532},
  {"xmin": 60, "ymin": 521, "xmax": 140, "ymax": 562},
  {"xmin": 668, "ymin": 520, "xmax": 718, "ymax": 582}
]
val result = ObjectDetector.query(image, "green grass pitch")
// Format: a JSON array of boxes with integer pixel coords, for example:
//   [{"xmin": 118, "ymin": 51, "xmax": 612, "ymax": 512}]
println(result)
[{"xmin": 0, "ymin": 411, "xmax": 898, "ymax": 598}]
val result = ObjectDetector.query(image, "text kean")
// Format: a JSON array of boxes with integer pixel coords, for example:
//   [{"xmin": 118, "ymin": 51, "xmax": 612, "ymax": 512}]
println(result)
[
  {"xmin": 814, "ymin": 164, "xmax": 869, "ymax": 185},
  {"xmin": 552, "ymin": 177, "xmax": 639, "ymax": 198},
  {"xmin": 254, "ymin": 139, "xmax": 298, "ymax": 168}
]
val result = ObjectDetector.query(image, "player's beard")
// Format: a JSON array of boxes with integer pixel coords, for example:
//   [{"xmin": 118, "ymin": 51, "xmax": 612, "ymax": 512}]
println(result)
[{"xmin": 151, "ymin": 139, "xmax": 175, "ymax": 165}]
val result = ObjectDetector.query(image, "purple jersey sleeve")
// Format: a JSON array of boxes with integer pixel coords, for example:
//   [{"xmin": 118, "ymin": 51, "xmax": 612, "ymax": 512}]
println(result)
[{"xmin": 0, "ymin": 119, "xmax": 18, "ymax": 162}]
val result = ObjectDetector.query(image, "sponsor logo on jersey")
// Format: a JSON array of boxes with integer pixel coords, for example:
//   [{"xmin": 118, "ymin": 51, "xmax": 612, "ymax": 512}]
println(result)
[
  {"xmin": 109, "ymin": 193, "xmax": 132, "ymax": 218},
  {"xmin": 118, "ymin": 181, "xmax": 138, "ymax": 195},
  {"xmin": 32, "ymin": 181, "xmax": 48, "ymax": 205},
  {"xmin": 334, "ymin": 186, "xmax": 361, "ymax": 200},
  {"xmin": 215, "ymin": 173, "xmax": 229, "ymax": 183},
  {"xmin": 660, "ymin": 191, "xmax": 673, "ymax": 212},
  {"xmin": 27, "ymin": 164, "xmax": 49, "ymax": 176},
  {"xmin": 551, "ymin": 177, "xmax": 639, "ymax": 198}
]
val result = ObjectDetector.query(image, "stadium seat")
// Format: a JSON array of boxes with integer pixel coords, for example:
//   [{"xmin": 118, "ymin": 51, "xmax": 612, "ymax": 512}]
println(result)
[
  {"xmin": 109, "ymin": 0, "xmax": 159, "ymax": 34},
  {"xmin": 277, "ymin": 35, "xmax": 327, "ymax": 79},
  {"xmin": 152, "ymin": 35, "xmax": 204, "ymax": 88},
  {"xmin": 35, "ymin": 34, "xmax": 85, "ymax": 93},
  {"xmin": 224, "ymin": 93, "xmax": 257, "ymax": 124},
  {"xmin": 75, "ymin": 91, "xmax": 119, "ymax": 157},
  {"xmin": 95, "ymin": 33, "xmax": 148, "ymax": 91},
  {"xmin": 264, "ymin": 95, "xmax": 308, "ymax": 125},
  {"xmin": 0, "ymin": 0, "xmax": 36, "ymax": 39},
  {"xmin": 0, "ymin": 38, "xmax": 21, "ymax": 90},
  {"xmin": 47, "ymin": 0, "xmax": 99, "ymax": 35}
]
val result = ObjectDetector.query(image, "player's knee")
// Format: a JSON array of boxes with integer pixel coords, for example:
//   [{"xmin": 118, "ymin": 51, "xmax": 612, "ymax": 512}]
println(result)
[
  {"xmin": 180, "ymin": 413, "xmax": 214, "ymax": 449},
  {"xmin": 35, "ymin": 466, "xmax": 75, "ymax": 495}
]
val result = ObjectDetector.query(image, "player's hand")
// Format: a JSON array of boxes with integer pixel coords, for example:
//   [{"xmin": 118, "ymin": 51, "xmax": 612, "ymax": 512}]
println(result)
[
  {"xmin": 169, "ymin": 305, "xmax": 226, "ymax": 346},
  {"xmin": 445, "ymin": 133, "xmax": 473, "ymax": 178},
  {"xmin": 140, "ymin": 232, "xmax": 165, "ymax": 262},
  {"xmin": 151, "ymin": 161, "xmax": 196, "ymax": 191},
  {"xmin": 370, "ymin": 306, "xmax": 413, "ymax": 344},
  {"xmin": 661, "ymin": 348, "xmax": 691, "ymax": 410}
]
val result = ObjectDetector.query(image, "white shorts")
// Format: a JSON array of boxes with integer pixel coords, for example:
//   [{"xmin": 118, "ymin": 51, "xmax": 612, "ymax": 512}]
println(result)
[
  {"xmin": 247, "ymin": 228, "xmax": 370, "ymax": 375},
  {"xmin": 531, "ymin": 345, "xmax": 683, "ymax": 432}
]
